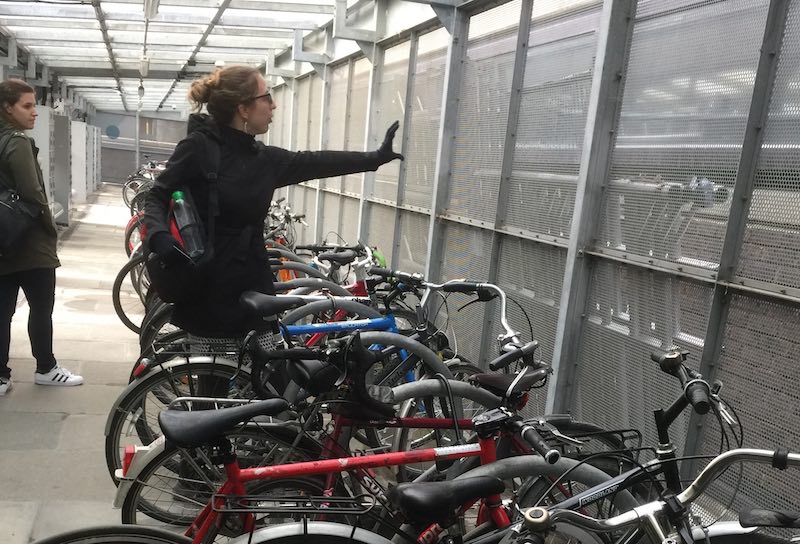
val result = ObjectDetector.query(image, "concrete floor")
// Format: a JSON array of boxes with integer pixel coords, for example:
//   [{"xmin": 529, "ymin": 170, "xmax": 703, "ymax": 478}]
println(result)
[{"xmin": 0, "ymin": 185, "xmax": 141, "ymax": 543}]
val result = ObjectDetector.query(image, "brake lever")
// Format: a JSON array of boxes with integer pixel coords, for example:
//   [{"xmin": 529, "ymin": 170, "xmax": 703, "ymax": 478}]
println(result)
[{"xmin": 532, "ymin": 419, "xmax": 583, "ymax": 446}]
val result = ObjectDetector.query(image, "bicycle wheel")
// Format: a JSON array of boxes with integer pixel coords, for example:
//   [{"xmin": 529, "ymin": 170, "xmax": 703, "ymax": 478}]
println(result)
[
  {"xmin": 138, "ymin": 304, "xmax": 180, "ymax": 353},
  {"xmin": 125, "ymin": 212, "xmax": 146, "ymax": 257},
  {"xmin": 31, "ymin": 524, "xmax": 191, "ymax": 544},
  {"xmin": 113, "ymin": 253, "xmax": 149, "ymax": 334},
  {"xmin": 123, "ymin": 176, "xmax": 150, "ymax": 207},
  {"xmin": 105, "ymin": 358, "xmax": 253, "ymax": 480},
  {"xmin": 130, "ymin": 330, "xmax": 189, "ymax": 383},
  {"xmin": 120, "ymin": 429, "xmax": 319, "ymax": 530},
  {"xmin": 224, "ymin": 522, "xmax": 393, "ymax": 544}
]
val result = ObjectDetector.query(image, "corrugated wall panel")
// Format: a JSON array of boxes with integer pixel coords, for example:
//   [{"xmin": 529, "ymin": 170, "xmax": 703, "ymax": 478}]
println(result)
[
  {"xmin": 402, "ymin": 28, "xmax": 448, "ymax": 210},
  {"xmin": 320, "ymin": 191, "xmax": 343, "ymax": 242}
]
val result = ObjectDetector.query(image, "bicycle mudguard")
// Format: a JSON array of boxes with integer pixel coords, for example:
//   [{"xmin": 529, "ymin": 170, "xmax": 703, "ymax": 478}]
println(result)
[
  {"xmin": 103, "ymin": 355, "xmax": 241, "ymax": 437},
  {"xmin": 693, "ymin": 522, "xmax": 757, "ymax": 539},
  {"xmin": 114, "ymin": 435, "xmax": 167, "ymax": 508}
]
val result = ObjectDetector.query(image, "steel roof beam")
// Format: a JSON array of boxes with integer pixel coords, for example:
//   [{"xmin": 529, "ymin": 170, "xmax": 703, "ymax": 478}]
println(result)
[{"xmin": 91, "ymin": 0, "xmax": 127, "ymax": 111}]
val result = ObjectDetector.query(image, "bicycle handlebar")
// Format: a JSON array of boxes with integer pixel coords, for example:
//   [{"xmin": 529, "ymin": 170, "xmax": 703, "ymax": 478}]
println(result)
[
  {"xmin": 522, "ymin": 448, "xmax": 800, "ymax": 535},
  {"xmin": 650, "ymin": 351, "xmax": 711, "ymax": 414},
  {"xmin": 488, "ymin": 341, "xmax": 539, "ymax": 371},
  {"xmin": 520, "ymin": 423, "xmax": 560, "ymax": 464}
]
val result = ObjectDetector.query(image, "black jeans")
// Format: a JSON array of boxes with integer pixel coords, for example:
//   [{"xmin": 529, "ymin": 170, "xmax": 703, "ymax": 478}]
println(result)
[{"xmin": 0, "ymin": 268, "xmax": 58, "ymax": 379}]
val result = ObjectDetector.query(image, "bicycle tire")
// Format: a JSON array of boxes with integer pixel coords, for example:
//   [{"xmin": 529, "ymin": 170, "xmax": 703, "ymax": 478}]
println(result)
[
  {"xmin": 125, "ymin": 212, "xmax": 145, "ymax": 257},
  {"xmin": 120, "ymin": 430, "xmax": 320, "ymax": 530},
  {"xmin": 271, "ymin": 261, "xmax": 329, "ymax": 280},
  {"xmin": 105, "ymin": 358, "xmax": 253, "ymax": 480},
  {"xmin": 113, "ymin": 253, "xmax": 149, "ymax": 334},
  {"xmin": 123, "ymin": 176, "xmax": 151, "ymax": 207},
  {"xmin": 224, "ymin": 522, "xmax": 393, "ymax": 544},
  {"xmin": 138, "ymin": 304, "xmax": 178, "ymax": 353},
  {"xmin": 129, "ymin": 184, "xmax": 153, "ymax": 216},
  {"xmin": 31, "ymin": 524, "xmax": 191, "ymax": 544}
]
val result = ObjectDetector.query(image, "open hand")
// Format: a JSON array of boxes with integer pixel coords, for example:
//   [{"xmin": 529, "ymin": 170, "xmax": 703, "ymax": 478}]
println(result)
[{"xmin": 377, "ymin": 120, "xmax": 404, "ymax": 163}]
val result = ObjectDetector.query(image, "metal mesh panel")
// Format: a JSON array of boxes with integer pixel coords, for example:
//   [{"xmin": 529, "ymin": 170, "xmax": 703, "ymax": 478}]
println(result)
[
  {"xmin": 446, "ymin": 4, "xmax": 519, "ymax": 223},
  {"xmin": 494, "ymin": 236, "xmax": 568, "ymax": 416},
  {"xmin": 320, "ymin": 191, "xmax": 343, "ymax": 242},
  {"xmin": 295, "ymin": 76, "xmax": 311, "ymax": 150},
  {"xmin": 323, "ymin": 62, "xmax": 349, "ymax": 191},
  {"xmin": 692, "ymin": 294, "xmax": 800, "ymax": 521},
  {"xmin": 295, "ymin": 185, "xmax": 317, "ymax": 245},
  {"xmin": 339, "ymin": 195, "xmax": 360, "ymax": 244},
  {"xmin": 595, "ymin": 0, "xmax": 769, "ymax": 268},
  {"xmin": 573, "ymin": 261, "xmax": 713, "ymax": 452},
  {"xmin": 737, "ymin": 2, "xmax": 800, "ymax": 290},
  {"xmin": 343, "ymin": 58, "xmax": 370, "ymax": 195},
  {"xmin": 269, "ymin": 85, "xmax": 288, "ymax": 148},
  {"xmin": 371, "ymin": 42, "xmax": 410, "ymax": 202},
  {"xmin": 396, "ymin": 209, "xmax": 429, "ymax": 274},
  {"xmin": 365, "ymin": 202, "xmax": 397, "ymax": 264},
  {"xmin": 505, "ymin": 8, "xmax": 600, "ymax": 236},
  {"xmin": 308, "ymin": 73, "xmax": 323, "ymax": 152},
  {"xmin": 436, "ymin": 223, "xmax": 493, "ymax": 364},
  {"xmin": 402, "ymin": 28, "xmax": 449, "ymax": 209}
]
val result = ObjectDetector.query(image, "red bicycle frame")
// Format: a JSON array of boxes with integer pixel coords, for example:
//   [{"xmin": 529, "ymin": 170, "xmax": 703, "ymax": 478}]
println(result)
[{"xmin": 183, "ymin": 412, "xmax": 513, "ymax": 544}]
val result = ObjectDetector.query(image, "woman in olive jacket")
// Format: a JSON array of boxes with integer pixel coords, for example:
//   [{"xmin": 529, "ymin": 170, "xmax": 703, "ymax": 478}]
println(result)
[
  {"xmin": 144, "ymin": 66, "xmax": 403, "ymax": 358},
  {"xmin": 0, "ymin": 79, "xmax": 83, "ymax": 395}
]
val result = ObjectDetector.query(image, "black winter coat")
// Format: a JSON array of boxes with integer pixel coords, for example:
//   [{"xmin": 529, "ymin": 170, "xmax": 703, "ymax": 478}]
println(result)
[{"xmin": 144, "ymin": 115, "xmax": 385, "ymax": 337}]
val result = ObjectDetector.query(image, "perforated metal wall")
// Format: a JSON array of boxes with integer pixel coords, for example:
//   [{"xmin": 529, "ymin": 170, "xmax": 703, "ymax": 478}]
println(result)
[
  {"xmin": 371, "ymin": 42, "xmax": 410, "ymax": 203},
  {"xmin": 505, "ymin": 6, "xmax": 600, "ymax": 237},
  {"xmin": 320, "ymin": 191, "xmax": 343, "ymax": 242},
  {"xmin": 695, "ymin": 294, "xmax": 800, "ymax": 519},
  {"xmin": 295, "ymin": 76, "xmax": 311, "ymax": 150},
  {"xmin": 339, "ymin": 195, "xmax": 360, "ymax": 244},
  {"xmin": 573, "ymin": 261, "xmax": 713, "ymax": 451},
  {"xmin": 737, "ymin": 2, "xmax": 800, "ymax": 291},
  {"xmin": 438, "ymin": 223, "xmax": 494, "ymax": 363},
  {"xmin": 324, "ymin": 63, "xmax": 349, "ymax": 191},
  {"xmin": 402, "ymin": 28, "xmax": 449, "ymax": 210},
  {"xmin": 298, "ymin": 185, "xmax": 317, "ymax": 245},
  {"xmin": 445, "ymin": 2, "xmax": 520, "ymax": 223},
  {"xmin": 269, "ymin": 85, "xmax": 288, "ymax": 148},
  {"xmin": 308, "ymin": 74, "xmax": 323, "ymax": 152},
  {"xmin": 396, "ymin": 210, "xmax": 429, "ymax": 274},
  {"xmin": 365, "ymin": 202, "xmax": 397, "ymax": 263},
  {"xmin": 343, "ymin": 58, "xmax": 370, "ymax": 195},
  {"xmin": 595, "ymin": 0, "xmax": 769, "ymax": 268}
]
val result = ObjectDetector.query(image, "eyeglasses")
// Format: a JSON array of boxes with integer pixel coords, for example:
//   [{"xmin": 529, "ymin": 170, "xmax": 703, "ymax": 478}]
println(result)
[{"xmin": 247, "ymin": 92, "xmax": 273, "ymax": 104}]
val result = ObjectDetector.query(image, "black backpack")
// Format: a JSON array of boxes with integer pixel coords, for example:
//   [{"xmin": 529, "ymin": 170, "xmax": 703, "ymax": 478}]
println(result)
[{"xmin": 145, "ymin": 128, "xmax": 220, "ymax": 304}]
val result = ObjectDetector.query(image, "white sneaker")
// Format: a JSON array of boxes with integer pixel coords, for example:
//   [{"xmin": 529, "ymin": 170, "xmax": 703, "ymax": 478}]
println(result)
[
  {"xmin": 0, "ymin": 377, "xmax": 11, "ymax": 396},
  {"xmin": 34, "ymin": 366, "xmax": 84, "ymax": 386}
]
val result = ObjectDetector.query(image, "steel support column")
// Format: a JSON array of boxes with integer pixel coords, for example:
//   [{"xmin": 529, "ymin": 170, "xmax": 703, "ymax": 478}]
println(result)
[
  {"xmin": 423, "ymin": 7, "xmax": 469, "ymax": 282},
  {"xmin": 479, "ymin": 0, "xmax": 534, "ymax": 368},
  {"xmin": 314, "ymin": 57, "xmax": 333, "ymax": 244},
  {"xmin": 391, "ymin": 31, "xmax": 419, "ymax": 269},
  {"xmin": 680, "ymin": 0, "xmax": 791, "ymax": 481},
  {"xmin": 546, "ymin": 0, "xmax": 638, "ymax": 414}
]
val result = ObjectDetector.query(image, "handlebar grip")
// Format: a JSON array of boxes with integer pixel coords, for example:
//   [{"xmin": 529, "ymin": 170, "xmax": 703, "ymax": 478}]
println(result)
[
  {"xmin": 522, "ymin": 426, "xmax": 560, "ymax": 465},
  {"xmin": 368, "ymin": 267, "xmax": 393, "ymax": 278},
  {"xmin": 441, "ymin": 281, "xmax": 481, "ymax": 294},
  {"xmin": 368, "ymin": 266, "xmax": 424, "ymax": 286},
  {"xmin": 488, "ymin": 341, "xmax": 539, "ymax": 371},
  {"xmin": 686, "ymin": 380, "xmax": 711, "ymax": 415}
]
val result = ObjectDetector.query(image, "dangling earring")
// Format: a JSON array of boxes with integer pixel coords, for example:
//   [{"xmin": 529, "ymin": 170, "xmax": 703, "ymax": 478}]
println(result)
[{"xmin": 244, "ymin": 120, "xmax": 250, "ymax": 134}]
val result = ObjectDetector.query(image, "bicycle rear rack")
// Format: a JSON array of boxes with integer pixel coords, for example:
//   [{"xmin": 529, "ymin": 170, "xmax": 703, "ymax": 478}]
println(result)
[{"xmin": 210, "ymin": 492, "xmax": 376, "ymax": 515}]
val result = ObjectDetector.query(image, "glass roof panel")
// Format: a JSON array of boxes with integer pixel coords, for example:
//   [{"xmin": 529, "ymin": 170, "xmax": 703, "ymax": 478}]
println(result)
[{"xmin": 4, "ymin": 26, "xmax": 104, "ymax": 40}]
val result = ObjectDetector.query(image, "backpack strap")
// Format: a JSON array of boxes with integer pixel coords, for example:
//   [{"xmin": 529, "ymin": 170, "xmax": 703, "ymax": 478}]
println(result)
[{"xmin": 0, "ymin": 131, "xmax": 20, "ymax": 192}]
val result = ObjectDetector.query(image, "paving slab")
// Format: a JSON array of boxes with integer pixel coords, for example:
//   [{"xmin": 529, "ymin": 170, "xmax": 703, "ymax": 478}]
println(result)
[
  {"xmin": 28, "ymin": 501, "xmax": 122, "ymax": 541},
  {"xmin": 0, "ymin": 501, "xmax": 38, "ymax": 544},
  {"xmin": 0, "ymin": 412, "xmax": 66, "ymax": 450},
  {"xmin": 0, "ymin": 382, "xmax": 124, "ymax": 415}
]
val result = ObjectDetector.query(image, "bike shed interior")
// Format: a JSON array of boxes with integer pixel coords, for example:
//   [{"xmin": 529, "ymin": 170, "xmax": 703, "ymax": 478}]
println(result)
[{"xmin": 0, "ymin": 0, "xmax": 799, "ymax": 540}]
